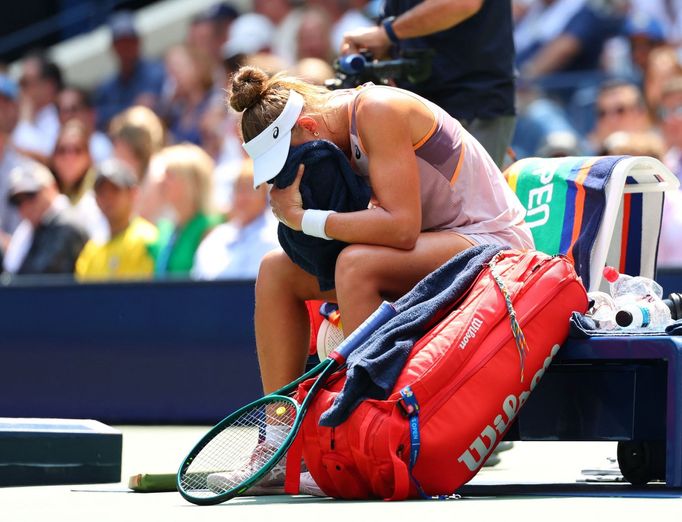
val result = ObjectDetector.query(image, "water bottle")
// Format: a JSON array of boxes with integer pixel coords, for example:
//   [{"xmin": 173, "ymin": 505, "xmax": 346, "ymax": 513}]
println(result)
[
  {"xmin": 603, "ymin": 266, "xmax": 673, "ymax": 331},
  {"xmin": 603, "ymin": 266, "xmax": 664, "ymax": 303},
  {"xmin": 586, "ymin": 291, "xmax": 617, "ymax": 330},
  {"xmin": 614, "ymin": 297, "xmax": 672, "ymax": 330}
]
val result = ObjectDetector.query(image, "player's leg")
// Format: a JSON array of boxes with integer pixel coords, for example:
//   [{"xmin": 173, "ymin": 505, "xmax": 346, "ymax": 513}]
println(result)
[
  {"xmin": 334, "ymin": 231, "xmax": 476, "ymax": 334},
  {"xmin": 254, "ymin": 249, "xmax": 337, "ymax": 394}
]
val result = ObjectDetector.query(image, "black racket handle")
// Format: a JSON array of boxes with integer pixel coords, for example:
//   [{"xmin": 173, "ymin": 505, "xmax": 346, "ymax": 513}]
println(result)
[{"xmin": 664, "ymin": 293, "xmax": 682, "ymax": 320}]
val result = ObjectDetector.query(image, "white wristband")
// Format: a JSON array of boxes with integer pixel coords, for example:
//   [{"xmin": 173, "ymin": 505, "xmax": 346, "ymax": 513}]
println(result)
[{"xmin": 301, "ymin": 209, "xmax": 335, "ymax": 240}]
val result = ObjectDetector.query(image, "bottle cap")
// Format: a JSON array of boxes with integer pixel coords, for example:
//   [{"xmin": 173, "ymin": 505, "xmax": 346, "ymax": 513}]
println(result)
[
  {"xmin": 603, "ymin": 266, "xmax": 619, "ymax": 283},
  {"xmin": 615, "ymin": 309, "xmax": 634, "ymax": 327}
]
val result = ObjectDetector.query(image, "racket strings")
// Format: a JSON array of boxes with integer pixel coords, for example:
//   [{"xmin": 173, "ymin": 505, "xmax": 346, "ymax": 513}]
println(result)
[{"xmin": 179, "ymin": 399, "xmax": 297, "ymax": 497}]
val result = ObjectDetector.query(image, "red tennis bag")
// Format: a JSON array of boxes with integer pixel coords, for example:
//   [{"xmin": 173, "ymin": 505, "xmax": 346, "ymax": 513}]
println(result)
[{"xmin": 297, "ymin": 250, "xmax": 588, "ymax": 499}]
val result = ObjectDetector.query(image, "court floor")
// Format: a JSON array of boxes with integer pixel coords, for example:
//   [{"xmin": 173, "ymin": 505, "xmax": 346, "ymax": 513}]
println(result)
[{"xmin": 1, "ymin": 426, "xmax": 680, "ymax": 522}]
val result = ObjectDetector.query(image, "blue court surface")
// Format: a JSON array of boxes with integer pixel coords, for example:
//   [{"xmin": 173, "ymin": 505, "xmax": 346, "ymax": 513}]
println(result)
[{"xmin": 1, "ymin": 426, "xmax": 681, "ymax": 522}]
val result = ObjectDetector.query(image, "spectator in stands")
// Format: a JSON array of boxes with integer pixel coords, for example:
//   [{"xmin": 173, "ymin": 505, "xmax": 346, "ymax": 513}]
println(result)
[
  {"xmin": 152, "ymin": 143, "xmax": 223, "ymax": 277},
  {"xmin": 253, "ymin": 0, "xmax": 304, "ymax": 66},
  {"xmin": 624, "ymin": 11, "xmax": 667, "ymax": 79},
  {"xmin": 644, "ymin": 46, "xmax": 682, "ymax": 118},
  {"xmin": 192, "ymin": 158, "xmax": 279, "ymax": 280},
  {"xmin": 630, "ymin": 0, "xmax": 682, "ymax": 46},
  {"xmin": 108, "ymin": 106, "xmax": 166, "ymax": 222},
  {"xmin": 50, "ymin": 120, "xmax": 108, "ymax": 241},
  {"xmin": 57, "ymin": 87, "xmax": 113, "ymax": 163},
  {"xmin": 291, "ymin": 57, "xmax": 335, "ymax": 86},
  {"xmin": 295, "ymin": 6, "xmax": 335, "ymax": 63},
  {"xmin": 0, "ymin": 74, "xmax": 25, "ymax": 248},
  {"xmin": 12, "ymin": 53, "xmax": 62, "ymax": 163},
  {"xmin": 93, "ymin": 11, "xmax": 165, "ymax": 131},
  {"xmin": 309, "ymin": 0, "xmax": 374, "ymax": 51},
  {"xmin": 186, "ymin": 3, "xmax": 240, "ymax": 88},
  {"xmin": 160, "ymin": 44, "xmax": 218, "ymax": 145},
  {"xmin": 587, "ymin": 79, "xmax": 652, "ymax": 153},
  {"xmin": 76, "ymin": 158, "xmax": 158, "ymax": 280},
  {"xmin": 3, "ymin": 162, "xmax": 87, "ymax": 276},
  {"xmin": 516, "ymin": 0, "xmax": 628, "ymax": 81},
  {"xmin": 221, "ymin": 12, "xmax": 275, "ymax": 75},
  {"xmin": 659, "ymin": 76, "xmax": 682, "ymax": 180}
]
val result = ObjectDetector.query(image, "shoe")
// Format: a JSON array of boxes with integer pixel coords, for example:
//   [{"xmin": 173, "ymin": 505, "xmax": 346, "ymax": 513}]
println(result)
[{"xmin": 207, "ymin": 443, "xmax": 287, "ymax": 495}]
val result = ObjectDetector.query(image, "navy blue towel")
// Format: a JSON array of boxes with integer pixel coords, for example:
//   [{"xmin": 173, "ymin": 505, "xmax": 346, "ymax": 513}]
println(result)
[
  {"xmin": 272, "ymin": 140, "xmax": 371, "ymax": 291},
  {"xmin": 319, "ymin": 244, "xmax": 505, "ymax": 427}
]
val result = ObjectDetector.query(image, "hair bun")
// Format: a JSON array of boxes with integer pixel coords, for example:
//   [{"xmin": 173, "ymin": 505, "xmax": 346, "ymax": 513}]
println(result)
[{"xmin": 229, "ymin": 66, "xmax": 269, "ymax": 112}]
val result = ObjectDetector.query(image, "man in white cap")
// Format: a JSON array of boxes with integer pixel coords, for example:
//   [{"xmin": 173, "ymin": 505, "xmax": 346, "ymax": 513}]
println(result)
[{"xmin": 3, "ymin": 162, "xmax": 87, "ymax": 276}]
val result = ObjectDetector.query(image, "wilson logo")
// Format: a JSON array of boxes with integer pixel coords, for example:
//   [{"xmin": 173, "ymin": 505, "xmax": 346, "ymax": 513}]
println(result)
[{"xmin": 459, "ymin": 317, "xmax": 483, "ymax": 350}]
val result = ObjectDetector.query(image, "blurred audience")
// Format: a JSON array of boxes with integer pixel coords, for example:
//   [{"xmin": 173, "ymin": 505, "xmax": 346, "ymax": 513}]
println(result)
[
  {"xmin": 76, "ymin": 158, "xmax": 158, "ymax": 280},
  {"xmin": 0, "ymin": 74, "xmax": 25, "ymax": 248},
  {"xmin": 93, "ymin": 11, "xmax": 165, "ymax": 132},
  {"xmin": 12, "ymin": 53, "xmax": 62, "ymax": 163},
  {"xmin": 516, "ymin": 0, "xmax": 628, "ymax": 82},
  {"xmin": 588, "ymin": 79, "xmax": 652, "ymax": 153},
  {"xmin": 160, "ymin": 44, "xmax": 218, "ymax": 145},
  {"xmin": 659, "ymin": 76, "xmax": 682, "ymax": 179},
  {"xmin": 192, "ymin": 159, "xmax": 279, "ymax": 280},
  {"xmin": 51, "ymin": 120, "xmax": 108, "ymax": 241},
  {"xmin": 152, "ymin": 143, "xmax": 223, "ymax": 277},
  {"xmin": 3, "ymin": 161, "xmax": 87, "ymax": 275},
  {"xmin": 57, "ymin": 87, "xmax": 113, "ymax": 163},
  {"xmin": 186, "ymin": 3, "xmax": 240, "ymax": 89},
  {"xmin": 309, "ymin": 0, "xmax": 373, "ymax": 52},
  {"xmin": 295, "ymin": 6, "xmax": 334, "ymax": 63},
  {"xmin": 108, "ymin": 106, "xmax": 166, "ymax": 222},
  {"xmin": 253, "ymin": 0, "xmax": 304, "ymax": 66}
]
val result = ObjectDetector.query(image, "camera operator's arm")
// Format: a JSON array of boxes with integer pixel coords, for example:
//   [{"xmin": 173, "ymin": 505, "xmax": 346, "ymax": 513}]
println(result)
[{"xmin": 341, "ymin": 0, "xmax": 483, "ymax": 56}]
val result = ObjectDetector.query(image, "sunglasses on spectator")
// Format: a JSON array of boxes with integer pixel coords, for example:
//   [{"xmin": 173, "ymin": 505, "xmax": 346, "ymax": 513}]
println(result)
[
  {"xmin": 10, "ymin": 192, "xmax": 37, "ymax": 207},
  {"xmin": 55, "ymin": 145, "xmax": 87, "ymax": 155},
  {"xmin": 658, "ymin": 104, "xmax": 682, "ymax": 120},
  {"xmin": 597, "ymin": 104, "xmax": 638, "ymax": 119}
]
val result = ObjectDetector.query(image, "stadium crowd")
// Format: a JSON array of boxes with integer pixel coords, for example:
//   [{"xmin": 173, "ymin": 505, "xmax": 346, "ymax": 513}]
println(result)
[{"xmin": 0, "ymin": 0, "xmax": 681, "ymax": 283}]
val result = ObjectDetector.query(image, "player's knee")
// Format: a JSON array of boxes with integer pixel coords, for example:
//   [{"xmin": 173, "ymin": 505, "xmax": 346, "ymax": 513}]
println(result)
[
  {"xmin": 256, "ymin": 250, "xmax": 292, "ymax": 295},
  {"xmin": 335, "ymin": 245, "xmax": 378, "ymax": 291}
]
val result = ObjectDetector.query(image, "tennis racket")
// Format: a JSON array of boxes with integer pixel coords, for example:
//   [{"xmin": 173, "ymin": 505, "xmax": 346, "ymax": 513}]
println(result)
[{"xmin": 177, "ymin": 300, "xmax": 397, "ymax": 505}]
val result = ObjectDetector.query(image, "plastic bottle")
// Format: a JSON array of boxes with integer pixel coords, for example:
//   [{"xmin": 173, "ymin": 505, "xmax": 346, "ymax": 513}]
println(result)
[
  {"xmin": 603, "ymin": 266, "xmax": 664, "ymax": 303},
  {"xmin": 586, "ymin": 291, "xmax": 617, "ymax": 330},
  {"xmin": 614, "ymin": 298, "xmax": 672, "ymax": 330}
]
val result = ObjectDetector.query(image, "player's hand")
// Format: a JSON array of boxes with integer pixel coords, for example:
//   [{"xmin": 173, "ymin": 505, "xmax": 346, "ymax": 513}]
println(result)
[
  {"xmin": 270, "ymin": 164, "xmax": 305, "ymax": 230},
  {"xmin": 340, "ymin": 26, "xmax": 392, "ymax": 59}
]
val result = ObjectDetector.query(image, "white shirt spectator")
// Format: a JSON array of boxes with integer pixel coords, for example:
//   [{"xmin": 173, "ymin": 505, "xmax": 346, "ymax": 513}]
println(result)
[
  {"xmin": 12, "ymin": 104, "xmax": 60, "ymax": 157},
  {"xmin": 192, "ymin": 213, "xmax": 280, "ymax": 280}
]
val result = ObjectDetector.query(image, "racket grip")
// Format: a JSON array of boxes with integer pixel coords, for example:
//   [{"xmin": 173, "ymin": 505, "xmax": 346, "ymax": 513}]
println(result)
[{"xmin": 333, "ymin": 301, "xmax": 397, "ymax": 362}]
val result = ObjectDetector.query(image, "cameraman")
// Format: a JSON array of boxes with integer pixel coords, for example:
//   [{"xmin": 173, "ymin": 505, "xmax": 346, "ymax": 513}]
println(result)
[{"xmin": 341, "ymin": 0, "xmax": 515, "ymax": 169}]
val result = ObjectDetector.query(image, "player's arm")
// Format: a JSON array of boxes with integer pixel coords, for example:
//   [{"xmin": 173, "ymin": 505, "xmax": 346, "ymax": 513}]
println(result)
[{"xmin": 323, "ymin": 93, "xmax": 423, "ymax": 250}]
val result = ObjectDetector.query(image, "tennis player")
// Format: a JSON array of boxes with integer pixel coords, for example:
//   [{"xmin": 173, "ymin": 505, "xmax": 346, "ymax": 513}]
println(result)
[{"xmin": 214, "ymin": 66, "xmax": 532, "ymax": 493}]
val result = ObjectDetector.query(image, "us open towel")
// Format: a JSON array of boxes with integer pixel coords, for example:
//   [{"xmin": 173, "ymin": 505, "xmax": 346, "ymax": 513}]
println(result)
[{"xmin": 505, "ymin": 155, "xmax": 662, "ymax": 290}]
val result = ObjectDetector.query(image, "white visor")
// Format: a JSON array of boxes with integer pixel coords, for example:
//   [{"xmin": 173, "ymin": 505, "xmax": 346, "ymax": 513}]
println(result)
[{"xmin": 242, "ymin": 90, "xmax": 305, "ymax": 188}]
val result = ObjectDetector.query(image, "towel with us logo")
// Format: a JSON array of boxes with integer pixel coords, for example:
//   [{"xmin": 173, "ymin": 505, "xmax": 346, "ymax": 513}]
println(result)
[{"xmin": 504, "ymin": 155, "xmax": 663, "ymax": 291}]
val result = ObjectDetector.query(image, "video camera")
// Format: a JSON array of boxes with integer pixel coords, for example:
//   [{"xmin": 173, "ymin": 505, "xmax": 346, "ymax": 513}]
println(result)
[{"xmin": 325, "ymin": 49, "xmax": 434, "ymax": 90}]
